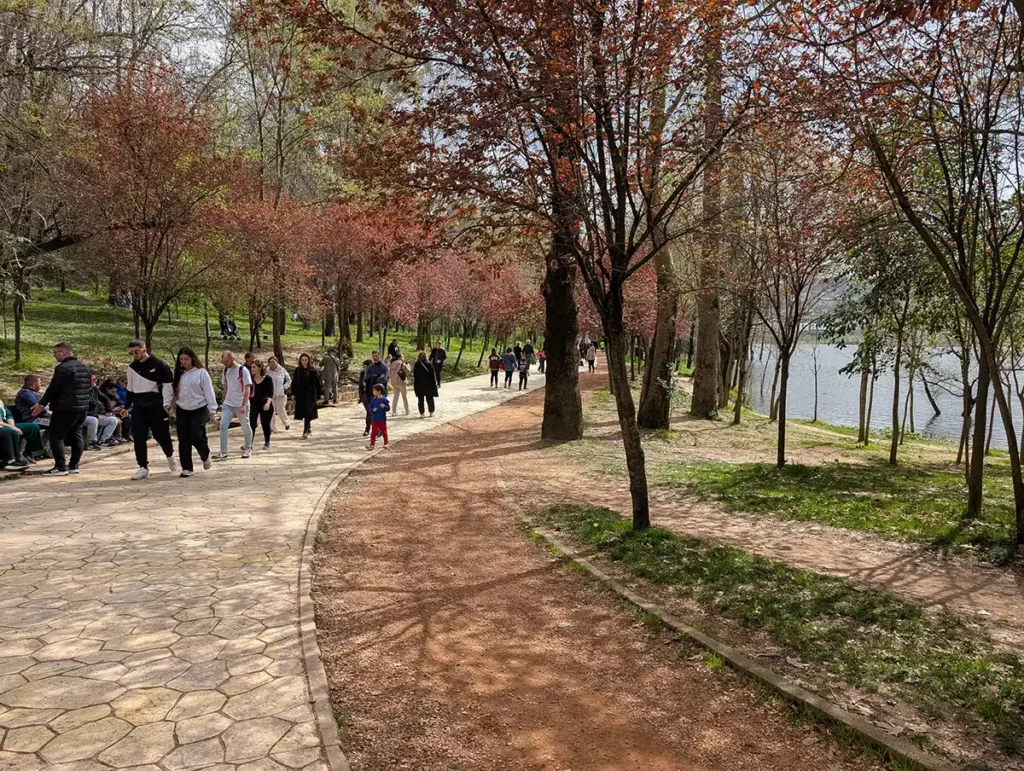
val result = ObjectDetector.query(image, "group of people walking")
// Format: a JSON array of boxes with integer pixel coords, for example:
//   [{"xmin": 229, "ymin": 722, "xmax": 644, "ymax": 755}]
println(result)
[
  {"xmin": 488, "ymin": 339, "xmax": 541, "ymax": 391},
  {"xmin": 357, "ymin": 341, "xmax": 446, "ymax": 449}
]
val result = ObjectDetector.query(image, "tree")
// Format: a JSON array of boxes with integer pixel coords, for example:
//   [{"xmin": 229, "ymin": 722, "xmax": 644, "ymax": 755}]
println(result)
[{"xmin": 67, "ymin": 67, "xmax": 230, "ymax": 349}]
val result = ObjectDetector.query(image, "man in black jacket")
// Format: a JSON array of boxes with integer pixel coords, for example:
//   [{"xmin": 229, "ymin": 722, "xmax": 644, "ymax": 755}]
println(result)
[
  {"xmin": 126, "ymin": 339, "xmax": 178, "ymax": 481},
  {"xmin": 429, "ymin": 341, "xmax": 447, "ymax": 388},
  {"xmin": 32, "ymin": 342, "xmax": 92, "ymax": 476}
]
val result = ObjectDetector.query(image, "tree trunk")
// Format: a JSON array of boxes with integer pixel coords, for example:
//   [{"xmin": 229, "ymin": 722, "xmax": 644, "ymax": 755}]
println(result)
[
  {"xmin": 718, "ymin": 333, "xmax": 733, "ymax": 409},
  {"xmin": 866, "ymin": 374, "xmax": 876, "ymax": 445},
  {"xmin": 922, "ymin": 377, "xmax": 941, "ymax": 416},
  {"xmin": 541, "ymin": 225, "xmax": 584, "ymax": 442},
  {"xmin": 145, "ymin": 321, "xmax": 155, "ymax": 352},
  {"xmin": 416, "ymin": 317, "xmax": 429, "ymax": 351},
  {"xmin": 889, "ymin": 337, "xmax": 902, "ymax": 466},
  {"xmin": 454, "ymin": 321, "xmax": 471, "ymax": 369},
  {"xmin": 272, "ymin": 301, "xmax": 284, "ymax": 363},
  {"xmin": 13, "ymin": 294, "xmax": 23, "ymax": 364},
  {"xmin": 603, "ymin": 310, "xmax": 651, "ymax": 529},
  {"xmin": 204, "ymin": 300, "xmax": 211, "ymax": 369},
  {"xmin": 324, "ymin": 312, "xmax": 335, "ymax": 339},
  {"xmin": 690, "ymin": 5, "xmax": 724, "ymax": 419},
  {"xmin": 986, "ymin": 389, "xmax": 996, "ymax": 457},
  {"xmin": 478, "ymin": 326, "xmax": 491, "ymax": 367},
  {"xmin": 732, "ymin": 309, "xmax": 754, "ymax": 426},
  {"xmin": 984, "ymin": 344, "xmax": 1024, "ymax": 548},
  {"xmin": 857, "ymin": 368, "xmax": 869, "ymax": 443},
  {"xmin": 966, "ymin": 354, "xmax": 989, "ymax": 518},
  {"xmin": 776, "ymin": 349, "xmax": 791, "ymax": 467},
  {"xmin": 813, "ymin": 365, "xmax": 819, "ymax": 423},
  {"xmin": 685, "ymin": 318, "xmax": 695, "ymax": 369},
  {"xmin": 356, "ymin": 310, "xmax": 364, "ymax": 343},
  {"xmin": 768, "ymin": 356, "xmax": 781, "ymax": 421}
]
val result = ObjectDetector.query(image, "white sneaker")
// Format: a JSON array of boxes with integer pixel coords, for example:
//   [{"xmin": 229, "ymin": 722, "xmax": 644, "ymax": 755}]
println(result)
[
  {"xmin": 241, "ymin": 447, "xmax": 252, "ymax": 459},
  {"xmin": 180, "ymin": 470, "xmax": 193, "ymax": 478},
  {"xmin": 203, "ymin": 458, "xmax": 212, "ymax": 470},
  {"xmin": 211, "ymin": 453, "xmax": 228, "ymax": 461},
  {"xmin": 167, "ymin": 456, "xmax": 180, "ymax": 473},
  {"xmin": 132, "ymin": 467, "xmax": 150, "ymax": 481}
]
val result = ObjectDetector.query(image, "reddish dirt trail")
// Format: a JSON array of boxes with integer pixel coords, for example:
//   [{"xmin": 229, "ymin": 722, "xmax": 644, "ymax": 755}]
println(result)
[{"xmin": 314, "ymin": 389, "xmax": 876, "ymax": 770}]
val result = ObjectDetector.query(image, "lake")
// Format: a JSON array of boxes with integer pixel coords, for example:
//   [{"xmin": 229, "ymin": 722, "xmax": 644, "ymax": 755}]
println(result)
[{"xmin": 747, "ymin": 342, "xmax": 1016, "ymax": 450}]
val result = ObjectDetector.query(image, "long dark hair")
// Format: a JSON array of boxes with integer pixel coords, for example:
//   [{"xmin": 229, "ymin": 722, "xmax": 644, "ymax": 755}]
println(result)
[{"xmin": 173, "ymin": 346, "xmax": 203, "ymax": 395}]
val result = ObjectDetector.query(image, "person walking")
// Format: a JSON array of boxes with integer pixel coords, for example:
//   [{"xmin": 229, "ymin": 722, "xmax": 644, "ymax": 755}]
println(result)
[
  {"xmin": 513, "ymin": 340, "xmax": 523, "ymax": 364},
  {"xmin": 267, "ymin": 356, "xmax": 292, "ymax": 432},
  {"xmin": 523, "ymin": 339, "xmax": 535, "ymax": 366},
  {"xmin": 123, "ymin": 340, "xmax": 178, "ymax": 480},
  {"xmin": 387, "ymin": 339, "xmax": 401, "ymax": 361},
  {"xmin": 172, "ymin": 346, "xmax": 217, "ymax": 478},
  {"xmin": 363, "ymin": 351, "xmax": 390, "ymax": 433},
  {"xmin": 502, "ymin": 348, "xmax": 517, "ymax": 389},
  {"xmin": 214, "ymin": 350, "xmax": 253, "ymax": 461},
  {"xmin": 537, "ymin": 347, "xmax": 546, "ymax": 374},
  {"xmin": 586, "ymin": 343, "xmax": 598, "ymax": 373},
  {"xmin": 249, "ymin": 359, "xmax": 275, "ymax": 451},
  {"xmin": 32, "ymin": 342, "xmax": 94, "ymax": 476},
  {"xmin": 413, "ymin": 350, "xmax": 438, "ymax": 417},
  {"xmin": 292, "ymin": 353, "xmax": 323, "ymax": 438},
  {"xmin": 518, "ymin": 354, "xmax": 530, "ymax": 390},
  {"xmin": 321, "ymin": 349, "xmax": 341, "ymax": 405},
  {"xmin": 388, "ymin": 355, "xmax": 411, "ymax": 414},
  {"xmin": 367, "ymin": 384, "xmax": 390, "ymax": 449},
  {"xmin": 357, "ymin": 358, "xmax": 373, "ymax": 436},
  {"xmin": 488, "ymin": 347, "xmax": 502, "ymax": 388},
  {"xmin": 429, "ymin": 341, "xmax": 447, "ymax": 388}
]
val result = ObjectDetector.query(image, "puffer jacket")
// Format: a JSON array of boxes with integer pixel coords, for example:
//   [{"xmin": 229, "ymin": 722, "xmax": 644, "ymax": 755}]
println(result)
[{"xmin": 40, "ymin": 356, "xmax": 92, "ymax": 413}]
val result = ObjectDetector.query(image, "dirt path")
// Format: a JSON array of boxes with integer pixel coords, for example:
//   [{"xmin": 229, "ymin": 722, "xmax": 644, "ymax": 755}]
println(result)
[{"xmin": 314, "ymin": 391, "xmax": 876, "ymax": 770}]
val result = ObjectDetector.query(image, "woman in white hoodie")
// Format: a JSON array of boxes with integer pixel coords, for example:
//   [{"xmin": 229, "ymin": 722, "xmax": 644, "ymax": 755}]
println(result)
[
  {"xmin": 172, "ymin": 347, "xmax": 218, "ymax": 478},
  {"xmin": 267, "ymin": 356, "xmax": 292, "ymax": 431}
]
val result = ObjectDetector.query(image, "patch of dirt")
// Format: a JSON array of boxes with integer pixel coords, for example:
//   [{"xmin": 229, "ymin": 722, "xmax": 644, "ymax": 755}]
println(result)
[{"xmin": 314, "ymin": 387, "xmax": 878, "ymax": 770}]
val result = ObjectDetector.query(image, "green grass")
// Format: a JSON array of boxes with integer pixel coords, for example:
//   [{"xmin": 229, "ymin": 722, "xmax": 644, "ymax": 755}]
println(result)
[
  {"xmin": 0, "ymin": 288, "xmax": 495, "ymax": 397},
  {"xmin": 652, "ymin": 459, "xmax": 1016, "ymax": 561},
  {"xmin": 541, "ymin": 503, "xmax": 1024, "ymax": 756}
]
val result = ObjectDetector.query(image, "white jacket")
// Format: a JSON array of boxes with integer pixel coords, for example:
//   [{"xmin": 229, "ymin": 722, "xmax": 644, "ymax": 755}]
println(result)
[{"xmin": 268, "ymin": 365, "xmax": 292, "ymax": 395}]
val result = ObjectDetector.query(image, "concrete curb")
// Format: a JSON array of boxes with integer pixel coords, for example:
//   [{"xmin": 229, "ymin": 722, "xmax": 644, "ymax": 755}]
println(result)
[
  {"xmin": 529, "ymin": 528, "xmax": 959, "ymax": 771},
  {"xmin": 299, "ymin": 377, "xmax": 545, "ymax": 771}
]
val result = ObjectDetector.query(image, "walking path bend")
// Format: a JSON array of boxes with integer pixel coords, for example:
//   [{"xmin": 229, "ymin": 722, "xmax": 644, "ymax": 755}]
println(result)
[{"xmin": 0, "ymin": 369, "xmax": 542, "ymax": 771}]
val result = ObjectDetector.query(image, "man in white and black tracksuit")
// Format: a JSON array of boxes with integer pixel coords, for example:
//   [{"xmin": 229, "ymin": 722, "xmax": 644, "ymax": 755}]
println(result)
[{"xmin": 126, "ymin": 339, "xmax": 179, "ymax": 480}]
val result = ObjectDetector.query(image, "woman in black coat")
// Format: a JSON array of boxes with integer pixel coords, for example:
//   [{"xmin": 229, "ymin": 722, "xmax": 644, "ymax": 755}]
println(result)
[
  {"xmin": 292, "ymin": 353, "xmax": 323, "ymax": 438},
  {"xmin": 413, "ymin": 350, "xmax": 438, "ymax": 418}
]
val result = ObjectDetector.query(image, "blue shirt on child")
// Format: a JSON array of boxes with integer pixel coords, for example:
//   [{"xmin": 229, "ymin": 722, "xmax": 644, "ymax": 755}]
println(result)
[{"xmin": 369, "ymin": 395, "xmax": 390, "ymax": 423}]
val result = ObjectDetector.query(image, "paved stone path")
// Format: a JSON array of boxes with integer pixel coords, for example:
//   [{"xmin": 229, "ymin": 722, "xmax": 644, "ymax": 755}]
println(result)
[{"xmin": 0, "ymin": 369, "xmax": 543, "ymax": 770}]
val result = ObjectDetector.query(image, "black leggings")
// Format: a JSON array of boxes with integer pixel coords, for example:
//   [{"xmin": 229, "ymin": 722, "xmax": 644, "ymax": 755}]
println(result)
[
  {"xmin": 133, "ymin": 404, "xmax": 174, "ymax": 469},
  {"xmin": 588, "ymin": 360, "xmax": 596, "ymax": 372},
  {"xmin": 303, "ymin": 416, "xmax": 313, "ymax": 434},
  {"xmin": 490, "ymin": 371, "xmax": 499, "ymax": 387},
  {"xmin": 249, "ymin": 401, "xmax": 274, "ymax": 444},
  {"xmin": 519, "ymin": 371, "xmax": 528, "ymax": 389},
  {"xmin": 176, "ymin": 406, "xmax": 210, "ymax": 472},
  {"xmin": 417, "ymin": 394, "xmax": 435, "ymax": 415},
  {"xmin": 504, "ymin": 371, "xmax": 514, "ymax": 387}
]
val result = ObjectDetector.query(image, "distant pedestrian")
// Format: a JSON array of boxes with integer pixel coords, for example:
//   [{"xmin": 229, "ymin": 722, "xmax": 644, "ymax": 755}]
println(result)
[
  {"xmin": 357, "ymin": 358, "xmax": 373, "ymax": 436},
  {"xmin": 124, "ymin": 339, "xmax": 178, "ymax": 480},
  {"xmin": 243, "ymin": 351, "xmax": 256, "ymax": 373},
  {"xmin": 267, "ymin": 356, "xmax": 292, "ymax": 432},
  {"xmin": 321, "ymin": 349, "xmax": 341, "ymax": 404},
  {"xmin": 586, "ymin": 343, "xmax": 598, "ymax": 373},
  {"xmin": 413, "ymin": 350, "xmax": 438, "ymax": 417},
  {"xmin": 214, "ymin": 350, "xmax": 253, "ymax": 461},
  {"xmin": 387, "ymin": 339, "xmax": 401, "ymax": 361},
  {"xmin": 388, "ymin": 355, "xmax": 411, "ymax": 414},
  {"xmin": 537, "ymin": 348, "xmax": 546, "ymax": 374},
  {"xmin": 172, "ymin": 346, "xmax": 217, "ymax": 478},
  {"xmin": 518, "ymin": 355, "xmax": 530, "ymax": 390},
  {"xmin": 367, "ymin": 384, "xmax": 390, "ymax": 449},
  {"xmin": 429, "ymin": 341, "xmax": 447, "ymax": 388},
  {"xmin": 249, "ymin": 359, "xmax": 275, "ymax": 451},
  {"xmin": 488, "ymin": 347, "xmax": 501, "ymax": 388},
  {"xmin": 513, "ymin": 340, "xmax": 523, "ymax": 364},
  {"xmin": 292, "ymin": 353, "xmax": 323, "ymax": 438},
  {"xmin": 523, "ymin": 339, "xmax": 535, "ymax": 365},
  {"xmin": 502, "ymin": 348, "xmax": 517, "ymax": 389}
]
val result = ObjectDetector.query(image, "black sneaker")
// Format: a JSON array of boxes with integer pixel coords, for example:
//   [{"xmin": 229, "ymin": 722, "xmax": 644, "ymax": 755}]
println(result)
[
  {"xmin": 88, "ymin": 442, "xmax": 102, "ymax": 451},
  {"xmin": 43, "ymin": 467, "xmax": 69, "ymax": 477},
  {"xmin": 5, "ymin": 460, "xmax": 29, "ymax": 471}
]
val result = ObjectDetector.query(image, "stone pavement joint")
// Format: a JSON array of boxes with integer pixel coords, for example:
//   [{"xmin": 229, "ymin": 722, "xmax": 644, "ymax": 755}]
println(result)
[{"xmin": 0, "ymin": 372, "xmax": 544, "ymax": 770}]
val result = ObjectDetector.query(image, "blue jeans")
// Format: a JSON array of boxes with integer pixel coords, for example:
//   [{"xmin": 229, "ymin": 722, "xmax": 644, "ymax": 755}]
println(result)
[{"xmin": 220, "ymin": 403, "xmax": 253, "ymax": 455}]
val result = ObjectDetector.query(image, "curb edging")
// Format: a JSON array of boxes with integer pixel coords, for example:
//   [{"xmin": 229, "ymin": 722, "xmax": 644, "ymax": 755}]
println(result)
[
  {"xmin": 299, "ymin": 377, "xmax": 546, "ymax": 771},
  {"xmin": 529, "ymin": 528, "xmax": 959, "ymax": 771}
]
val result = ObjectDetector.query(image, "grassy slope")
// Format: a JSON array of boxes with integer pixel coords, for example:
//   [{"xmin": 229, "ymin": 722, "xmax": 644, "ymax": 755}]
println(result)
[{"xmin": 0, "ymin": 289, "xmax": 493, "ymax": 398}]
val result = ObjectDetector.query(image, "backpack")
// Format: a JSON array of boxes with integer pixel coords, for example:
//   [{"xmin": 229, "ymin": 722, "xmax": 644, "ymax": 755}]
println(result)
[{"xmin": 399, "ymin": 363, "xmax": 408, "ymax": 381}]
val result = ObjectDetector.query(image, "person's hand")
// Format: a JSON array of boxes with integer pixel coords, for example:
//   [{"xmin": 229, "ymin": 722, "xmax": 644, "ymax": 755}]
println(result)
[
  {"xmin": 30, "ymin": 404, "xmax": 43, "ymax": 417},
  {"xmin": 165, "ymin": 405, "xmax": 172, "ymax": 415},
  {"xmin": 11, "ymin": 426, "xmax": 22, "ymax": 436}
]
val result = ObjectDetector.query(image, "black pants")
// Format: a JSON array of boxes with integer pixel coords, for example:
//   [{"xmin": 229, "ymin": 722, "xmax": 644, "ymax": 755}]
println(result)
[
  {"xmin": 120, "ymin": 414, "xmax": 132, "ymax": 440},
  {"xmin": 0, "ymin": 431, "xmax": 17, "ymax": 464},
  {"xmin": 249, "ymin": 401, "xmax": 274, "ymax": 445},
  {"xmin": 176, "ymin": 406, "xmax": 210, "ymax": 472},
  {"xmin": 417, "ymin": 393, "xmax": 435, "ymax": 415},
  {"xmin": 538, "ymin": 359, "xmax": 546, "ymax": 373},
  {"xmin": 519, "ymin": 371, "xmax": 528, "ymax": 390},
  {"xmin": 588, "ymin": 360, "xmax": 596, "ymax": 372},
  {"xmin": 433, "ymin": 363, "xmax": 443, "ymax": 388},
  {"xmin": 504, "ymin": 371, "xmax": 514, "ymax": 388},
  {"xmin": 49, "ymin": 410, "xmax": 86, "ymax": 471},
  {"xmin": 361, "ymin": 398, "xmax": 371, "ymax": 432},
  {"xmin": 490, "ymin": 371, "xmax": 499, "ymax": 387},
  {"xmin": 133, "ymin": 403, "xmax": 174, "ymax": 469},
  {"xmin": 303, "ymin": 416, "xmax": 313, "ymax": 434}
]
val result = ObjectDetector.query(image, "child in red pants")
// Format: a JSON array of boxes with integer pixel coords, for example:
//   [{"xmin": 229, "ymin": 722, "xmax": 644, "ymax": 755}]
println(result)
[{"xmin": 367, "ymin": 384, "xmax": 390, "ymax": 449}]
